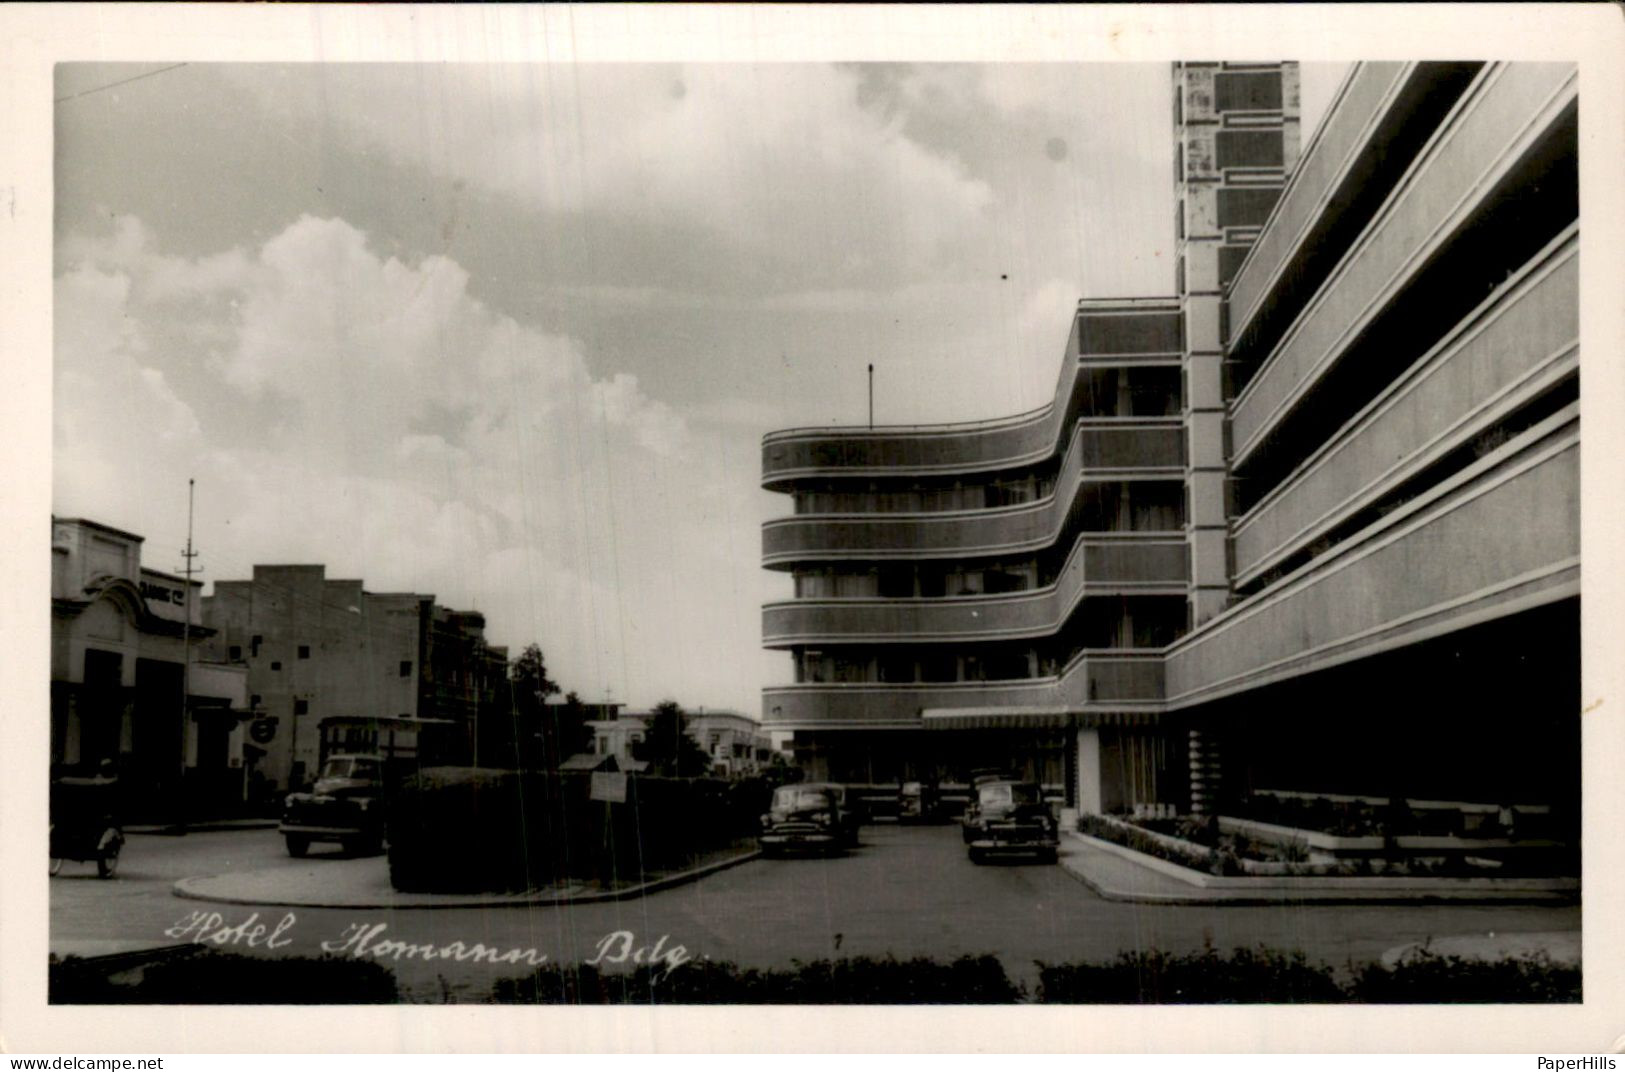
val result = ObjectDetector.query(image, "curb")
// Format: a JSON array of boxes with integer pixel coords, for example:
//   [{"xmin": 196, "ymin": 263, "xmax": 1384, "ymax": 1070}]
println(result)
[
  {"xmin": 172, "ymin": 847, "xmax": 762, "ymax": 910},
  {"xmin": 1060, "ymin": 833, "xmax": 1579, "ymax": 906},
  {"xmin": 129, "ymin": 821, "xmax": 280, "ymax": 835}
]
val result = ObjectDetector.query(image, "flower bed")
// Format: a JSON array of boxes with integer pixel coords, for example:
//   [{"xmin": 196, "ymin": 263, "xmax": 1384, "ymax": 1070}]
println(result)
[{"xmin": 1078, "ymin": 812, "xmax": 1570, "ymax": 878}]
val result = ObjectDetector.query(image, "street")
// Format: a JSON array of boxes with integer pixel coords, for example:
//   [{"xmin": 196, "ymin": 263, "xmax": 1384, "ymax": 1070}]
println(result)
[{"xmin": 51, "ymin": 822, "xmax": 1580, "ymax": 1001}]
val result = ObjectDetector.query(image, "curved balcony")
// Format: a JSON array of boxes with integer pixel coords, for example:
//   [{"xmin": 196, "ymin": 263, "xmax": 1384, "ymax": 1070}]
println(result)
[
  {"xmin": 1233, "ymin": 227, "xmax": 1577, "ymax": 585},
  {"xmin": 1230, "ymin": 62, "xmax": 1579, "ymax": 468},
  {"xmin": 763, "ymin": 303, "xmax": 1182, "ymax": 491},
  {"xmin": 762, "ymin": 420, "xmax": 1184, "ymax": 567},
  {"xmin": 762, "ymin": 652, "xmax": 1166, "ymax": 729},
  {"xmin": 1169, "ymin": 411, "xmax": 1578, "ymax": 709},
  {"xmin": 763, "ymin": 537, "xmax": 1187, "ymax": 647}
]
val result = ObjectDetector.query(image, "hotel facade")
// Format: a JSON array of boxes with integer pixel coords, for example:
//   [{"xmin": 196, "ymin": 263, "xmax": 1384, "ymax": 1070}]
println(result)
[{"xmin": 761, "ymin": 62, "xmax": 1579, "ymax": 822}]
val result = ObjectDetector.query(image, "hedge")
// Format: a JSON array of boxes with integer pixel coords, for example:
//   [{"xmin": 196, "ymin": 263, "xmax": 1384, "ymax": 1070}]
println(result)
[
  {"xmin": 492, "ymin": 954, "xmax": 1023, "ymax": 1004},
  {"xmin": 48, "ymin": 947, "xmax": 1580, "ymax": 1004},
  {"xmin": 388, "ymin": 767, "xmax": 768, "ymax": 893},
  {"xmin": 1349, "ymin": 950, "xmax": 1581, "ymax": 1003},
  {"xmin": 1037, "ymin": 947, "xmax": 1346, "ymax": 1004},
  {"xmin": 49, "ymin": 951, "xmax": 399, "ymax": 1004}
]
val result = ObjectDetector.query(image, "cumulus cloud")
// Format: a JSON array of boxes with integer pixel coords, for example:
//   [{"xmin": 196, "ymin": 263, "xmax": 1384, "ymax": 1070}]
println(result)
[
  {"xmin": 53, "ymin": 213, "xmax": 769, "ymax": 713},
  {"xmin": 215, "ymin": 64, "xmax": 996, "ymax": 285}
]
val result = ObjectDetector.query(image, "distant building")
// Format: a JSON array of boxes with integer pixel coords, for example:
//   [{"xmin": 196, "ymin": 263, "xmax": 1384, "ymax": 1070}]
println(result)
[
  {"xmin": 51, "ymin": 518, "xmax": 250, "ymax": 818},
  {"xmin": 587, "ymin": 706, "xmax": 772, "ymax": 776},
  {"xmin": 202, "ymin": 565, "xmax": 506, "ymax": 794},
  {"xmin": 761, "ymin": 61, "xmax": 1578, "ymax": 824}
]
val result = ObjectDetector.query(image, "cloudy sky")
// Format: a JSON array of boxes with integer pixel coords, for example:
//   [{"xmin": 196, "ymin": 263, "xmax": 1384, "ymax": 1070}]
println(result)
[{"xmin": 53, "ymin": 60, "xmax": 1345, "ymax": 715}]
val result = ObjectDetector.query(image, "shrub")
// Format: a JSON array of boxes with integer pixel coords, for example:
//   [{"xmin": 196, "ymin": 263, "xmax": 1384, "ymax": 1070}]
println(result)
[
  {"xmin": 388, "ymin": 766, "xmax": 764, "ymax": 893},
  {"xmin": 1037, "ymin": 946, "xmax": 1344, "ymax": 1004},
  {"xmin": 1078, "ymin": 813, "xmax": 1241, "ymax": 875},
  {"xmin": 50, "ymin": 951, "xmax": 399, "ymax": 1004},
  {"xmin": 1349, "ymin": 950, "xmax": 1580, "ymax": 1004},
  {"xmin": 493, "ymin": 955, "xmax": 1022, "ymax": 1004}
]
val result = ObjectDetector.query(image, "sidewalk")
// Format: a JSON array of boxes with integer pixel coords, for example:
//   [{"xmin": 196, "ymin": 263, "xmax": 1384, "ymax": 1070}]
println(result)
[
  {"xmin": 173, "ymin": 846, "xmax": 761, "ymax": 910},
  {"xmin": 1059, "ymin": 832, "xmax": 1579, "ymax": 905}
]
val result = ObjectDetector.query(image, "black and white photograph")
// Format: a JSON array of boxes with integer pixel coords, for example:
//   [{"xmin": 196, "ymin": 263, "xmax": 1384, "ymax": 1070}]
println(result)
[{"xmin": 4, "ymin": 1, "xmax": 1624, "ymax": 1056}]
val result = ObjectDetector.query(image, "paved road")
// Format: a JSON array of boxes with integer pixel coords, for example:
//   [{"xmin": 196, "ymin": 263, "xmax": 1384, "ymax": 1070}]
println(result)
[{"xmin": 50, "ymin": 823, "xmax": 1580, "ymax": 1000}]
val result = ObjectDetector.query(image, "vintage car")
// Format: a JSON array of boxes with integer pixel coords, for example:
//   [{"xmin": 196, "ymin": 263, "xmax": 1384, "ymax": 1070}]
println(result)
[
  {"xmin": 898, "ymin": 780, "xmax": 942, "ymax": 824},
  {"xmin": 280, "ymin": 753, "xmax": 388, "ymax": 857},
  {"xmin": 759, "ymin": 784, "xmax": 849, "ymax": 856},
  {"xmin": 800, "ymin": 782, "xmax": 864, "ymax": 844},
  {"xmin": 963, "ymin": 780, "xmax": 1059, "ymax": 864}
]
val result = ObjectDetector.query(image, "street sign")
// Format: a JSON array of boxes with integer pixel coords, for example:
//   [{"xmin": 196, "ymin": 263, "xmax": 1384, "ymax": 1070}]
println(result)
[{"xmin": 590, "ymin": 771, "xmax": 627, "ymax": 803}]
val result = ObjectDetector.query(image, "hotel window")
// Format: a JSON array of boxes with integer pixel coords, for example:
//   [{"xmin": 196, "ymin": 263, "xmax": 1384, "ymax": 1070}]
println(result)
[
  {"xmin": 920, "ymin": 653, "xmax": 957, "ymax": 682},
  {"xmin": 877, "ymin": 653, "xmax": 916, "ymax": 683},
  {"xmin": 251, "ymin": 635, "xmax": 262, "ymax": 656},
  {"xmin": 270, "ymin": 661, "xmax": 282, "ymax": 671},
  {"xmin": 832, "ymin": 655, "xmax": 870, "ymax": 683},
  {"xmin": 877, "ymin": 568, "xmax": 915, "ymax": 599},
  {"xmin": 293, "ymin": 699, "xmax": 309, "ymax": 715},
  {"xmin": 1213, "ymin": 71, "xmax": 1282, "ymax": 112},
  {"xmin": 298, "ymin": 645, "xmax": 311, "ymax": 660},
  {"xmin": 400, "ymin": 660, "xmax": 412, "ymax": 678},
  {"xmin": 229, "ymin": 645, "xmax": 242, "ymax": 661}
]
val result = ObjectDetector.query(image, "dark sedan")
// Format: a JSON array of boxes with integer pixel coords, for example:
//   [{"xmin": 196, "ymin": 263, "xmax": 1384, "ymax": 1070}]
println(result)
[{"xmin": 963, "ymin": 781, "xmax": 1059, "ymax": 864}]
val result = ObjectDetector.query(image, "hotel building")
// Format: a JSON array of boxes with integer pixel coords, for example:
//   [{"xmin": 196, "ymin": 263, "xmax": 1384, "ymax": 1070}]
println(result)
[{"xmin": 761, "ymin": 62, "xmax": 1579, "ymax": 822}]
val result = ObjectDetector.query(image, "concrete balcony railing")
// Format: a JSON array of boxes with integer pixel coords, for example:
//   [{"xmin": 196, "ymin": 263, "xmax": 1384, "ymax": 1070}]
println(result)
[
  {"xmin": 1232, "ymin": 227, "xmax": 1577, "ymax": 585},
  {"xmin": 1226, "ymin": 62, "xmax": 1413, "ymax": 344},
  {"xmin": 1229, "ymin": 63, "xmax": 1579, "ymax": 467},
  {"xmin": 762, "ymin": 302, "xmax": 1184, "ymax": 490},
  {"xmin": 1168, "ymin": 412, "xmax": 1578, "ymax": 708},
  {"xmin": 762, "ymin": 652, "xmax": 1166, "ymax": 728},
  {"xmin": 762, "ymin": 537, "xmax": 1188, "ymax": 647},
  {"xmin": 762, "ymin": 420, "xmax": 1184, "ymax": 566}
]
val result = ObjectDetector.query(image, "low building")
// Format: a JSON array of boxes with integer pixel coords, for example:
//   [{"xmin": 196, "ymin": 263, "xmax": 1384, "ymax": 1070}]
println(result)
[
  {"xmin": 51, "ymin": 517, "xmax": 251, "ymax": 819},
  {"xmin": 201, "ymin": 565, "xmax": 507, "ymax": 796},
  {"xmin": 587, "ymin": 706, "xmax": 772, "ymax": 776}
]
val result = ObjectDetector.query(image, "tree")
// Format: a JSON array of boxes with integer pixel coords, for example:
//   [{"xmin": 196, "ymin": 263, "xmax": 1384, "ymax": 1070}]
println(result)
[
  {"xmin": 483, "ymin": 644, "xmax": 586, "ymax": 771},
  {"xmin": 632, "ymin": 700, "xmax": 712, "ymax": 778}
]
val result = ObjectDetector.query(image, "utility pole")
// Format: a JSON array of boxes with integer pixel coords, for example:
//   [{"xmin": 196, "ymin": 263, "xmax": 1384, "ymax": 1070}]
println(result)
[
  {"xmin": 177, "ymin": 478, "xmax": 199, "ymax": 833},
  {"xmin": 867, "ymin": 364, "xmax": 874, "ymax": 429}
]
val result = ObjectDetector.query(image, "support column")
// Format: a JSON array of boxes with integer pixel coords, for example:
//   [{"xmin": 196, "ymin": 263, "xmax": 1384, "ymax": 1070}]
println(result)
[
  {"xmin": 1075, "ymin": 727, "xmax": 1103, "ymax": 815},
  {"xmin": 1187, "ymin": 728, "xmax": 1224, "ymax": 816}
]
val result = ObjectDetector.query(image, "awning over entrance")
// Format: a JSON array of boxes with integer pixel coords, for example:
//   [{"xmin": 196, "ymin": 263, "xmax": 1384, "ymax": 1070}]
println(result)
[{"xmin": 920, "ymin": 708, "xmax": 1160, "ymax": 731}]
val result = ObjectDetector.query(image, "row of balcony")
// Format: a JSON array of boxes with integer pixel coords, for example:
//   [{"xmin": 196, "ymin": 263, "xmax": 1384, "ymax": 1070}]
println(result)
[
  {"xmin": 763, "ymin": 651, "xmax": 1166, "ymax": 730},
  {"xmin": 762, "ymin": 305, "xmax": 1183, "ymax": 489},
  {"xmin": 763, "ymin": 421, "xmax": 1184, "ymax": 566},
  {"xmin": 1226, "ymin": 61, "xmax": 1419, "ymax": 349},
  {"xmin": 764, "ymin": 416, "xmax": 1575, "ymax": 728},
  {"xmin": 1232, "ymin": 227, "xmax": 1577, "ymax": 586},
  {"xmin": 764, "ymin": 537, "xmax": 1188, "ymax": 647},
  {"xmin": 1229, "ymin": 62, "xmax": 1578, "ymax": 467}
]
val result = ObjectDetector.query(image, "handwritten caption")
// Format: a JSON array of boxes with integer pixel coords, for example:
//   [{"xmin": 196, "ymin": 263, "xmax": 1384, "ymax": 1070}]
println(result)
[{"xmin": 165, "ymin": 910, "xmax": 692, "ymax": 977}]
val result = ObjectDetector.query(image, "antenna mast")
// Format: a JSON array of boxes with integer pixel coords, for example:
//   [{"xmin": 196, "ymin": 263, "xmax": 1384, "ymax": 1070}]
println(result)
[{"xmin": 178, "ymin": 477, "xmax": 199, "ymax": 832}]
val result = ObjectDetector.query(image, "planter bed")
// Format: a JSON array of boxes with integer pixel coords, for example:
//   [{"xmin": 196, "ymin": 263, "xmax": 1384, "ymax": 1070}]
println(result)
[{"xmin": 1077, "ymin": 813, "xmax": 1578, "ymax": 888}]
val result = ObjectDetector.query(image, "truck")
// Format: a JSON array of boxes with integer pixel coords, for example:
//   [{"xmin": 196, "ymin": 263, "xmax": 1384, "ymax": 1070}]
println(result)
[{"xmin": 279, "ymin": 716, "xmax": 458, "ymax": 858}]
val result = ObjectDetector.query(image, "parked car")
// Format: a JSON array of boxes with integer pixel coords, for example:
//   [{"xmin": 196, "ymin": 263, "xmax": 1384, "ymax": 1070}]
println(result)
[
  {"xmin": 961, "ymin": 769, "xmax": 1022, "ymax": 840},
  {"xmin": 280, "ymin": 753, "xmax": 388, "ymax": 857},
  {"xmin": 898, "ymin": 780, "xmax": 941, "ymax": 824},
  {"xmin": 801, "ymin": 782, "xmax": 864, "ymax": 845},
  {"xmin": 963, "ymin": 780, "xmax": 1059, "ymax": 864},
  {"xmin": 759, "ymin": 784, "xmax": 847, "ymax": 856}
]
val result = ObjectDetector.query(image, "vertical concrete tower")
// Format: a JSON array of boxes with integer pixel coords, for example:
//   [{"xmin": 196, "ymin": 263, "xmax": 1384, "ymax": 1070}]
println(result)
[
  {"xmin": 1172, "ymin": 63, "xmax": 1299, "ymax": 814},
  {"xmin": 1172, "ymin": 62, "xmax": 1300, "ymax": 633}
]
